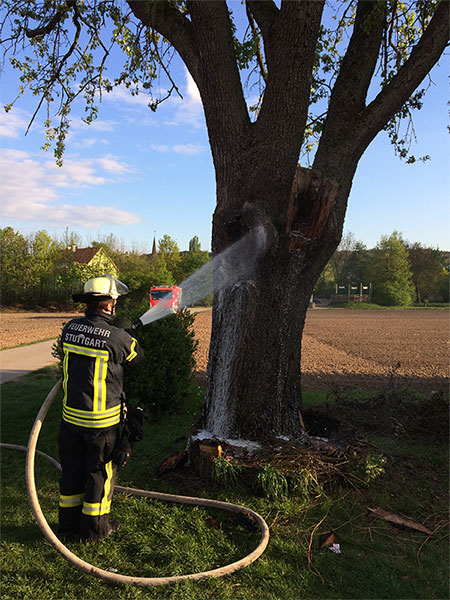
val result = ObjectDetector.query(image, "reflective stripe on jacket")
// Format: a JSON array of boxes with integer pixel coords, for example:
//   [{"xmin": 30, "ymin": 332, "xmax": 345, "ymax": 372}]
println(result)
[{"xmin": 61, "ymin": 311, "xmax": 143, "ymax": 429}]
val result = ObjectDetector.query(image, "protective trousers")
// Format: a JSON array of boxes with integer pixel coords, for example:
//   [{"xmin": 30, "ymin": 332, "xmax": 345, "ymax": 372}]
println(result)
[{"xmin": 58, "ymin": 420, "xmax": 118, "ymax": 541}]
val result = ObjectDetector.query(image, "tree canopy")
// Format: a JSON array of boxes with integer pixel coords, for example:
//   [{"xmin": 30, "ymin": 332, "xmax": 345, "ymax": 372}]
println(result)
[
  {"xmin": 1, "ymin": 1, "xmax": 447, "ymax": 165},
  {"xmin": 2, "ymin": 0, "xmax": 448, "ymax": 441}
]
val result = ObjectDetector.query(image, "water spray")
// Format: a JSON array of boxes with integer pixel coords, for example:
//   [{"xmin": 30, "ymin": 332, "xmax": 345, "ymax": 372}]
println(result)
[{"xmin": 133, "ymin": 225, "xmax": 268, "ymax": 329}]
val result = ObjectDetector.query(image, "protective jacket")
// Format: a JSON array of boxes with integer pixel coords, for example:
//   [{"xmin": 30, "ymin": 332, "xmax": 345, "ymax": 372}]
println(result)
[
  {"xmin": 61, "ymin": 311, "xmax": 143, "ymax": 429},
  {"xmin": 58, "ymin": 310, "xmax": 143, "ymax": 542}
]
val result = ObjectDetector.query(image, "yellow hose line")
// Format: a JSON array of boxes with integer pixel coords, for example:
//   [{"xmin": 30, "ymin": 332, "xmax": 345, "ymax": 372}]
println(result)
[{"xmin": 3, "ymin": 378, "xmax": 270, "ymax": 587}]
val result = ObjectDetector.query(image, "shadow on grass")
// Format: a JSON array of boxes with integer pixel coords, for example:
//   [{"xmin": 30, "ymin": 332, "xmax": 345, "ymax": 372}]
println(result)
[{"xmin": 195, "ymin": 369, "xmax": 449, "ymax": 395}]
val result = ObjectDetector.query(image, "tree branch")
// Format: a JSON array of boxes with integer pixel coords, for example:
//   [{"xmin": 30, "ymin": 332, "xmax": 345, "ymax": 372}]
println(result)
[
  {"xmin": 126, "ymin": 0, "xmax": 199, "ymax": 76},
  {"xmin": 313, "ymin": 0, "xmax": 385, "ymax": 168},
  {"xmin": 314, "ymin": 0, "xmax": 449, "ymax": 175},
  {"xmin": 129, "ymin": 0, "xmax": 250, "ymax": 164},
  {"xmin": 245, "ymin": 2, "xmax": 267, "ymax": 82},
  {"xmin": 149, "ymin": 30, "xmax": 184, "ymax": 101},
  {"xmin": 246, "ymin": 0, "xmax": 279, "ymax": 68},
  {"xmin": 330, "ymin": 1, "xmax": 385, "ymax": 114},
  {"xmin": 25, "ymin": 5, "xmax": 66, "ymax": 38},
  {"xmin": 359, "ymin": 0, "xmax": 450, "ymax": 145},
  {"xmin": 186, "ymin": 1, "xmax": 250, "ymax": 149},
  {"xmin": 255, "ymin": 1, "xmax": 324, "ymax": 152},
  {"xmin": 246, "ymin": 0, "xmax": 278, "ymax": 37},
  {"xmin": 25, "ymin": 1, "xmax": 82, "ymax": 135}
]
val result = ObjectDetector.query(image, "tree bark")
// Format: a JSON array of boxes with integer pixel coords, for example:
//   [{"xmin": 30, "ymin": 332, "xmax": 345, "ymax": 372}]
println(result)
[
  {"xmin": 205, "ymin": 167, "xmax": 338, "ymax": 440},
  {"xmin": 125, "ymin": 0, "xmax": 449, "ymax": 443}
]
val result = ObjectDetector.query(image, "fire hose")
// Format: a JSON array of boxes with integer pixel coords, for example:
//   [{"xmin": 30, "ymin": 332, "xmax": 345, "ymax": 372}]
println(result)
[{"xmin": 2, "ymin": 378, "xmax": 270, "ymax": 587}]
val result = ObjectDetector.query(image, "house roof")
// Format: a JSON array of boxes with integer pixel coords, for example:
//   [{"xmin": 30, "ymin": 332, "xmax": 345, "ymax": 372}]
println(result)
[{"xmin": 72, "ymin": 247, "xmax": 101, "ymax": 264}]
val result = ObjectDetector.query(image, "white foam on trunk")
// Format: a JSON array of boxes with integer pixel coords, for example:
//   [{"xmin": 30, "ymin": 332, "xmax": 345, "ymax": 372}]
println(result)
[{"xmin": 192, "ymin": 429, "xmax": 262, "ymax": 454}]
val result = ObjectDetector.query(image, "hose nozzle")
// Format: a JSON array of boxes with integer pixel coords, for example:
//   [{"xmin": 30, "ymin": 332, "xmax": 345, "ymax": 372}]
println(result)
[{"xmin": 131, "ymin": 318, "xmax": 143, "ymax": 330}]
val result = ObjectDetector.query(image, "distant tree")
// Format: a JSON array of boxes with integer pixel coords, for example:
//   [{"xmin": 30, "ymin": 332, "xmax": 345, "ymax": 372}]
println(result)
[
  {"xmin": 158, "ymin": 235, "xmax": 180, "ymax": 281},
  {"xmin": 0, "ymin": 227, "xmax": 29, "ymax": 304},
  {"xmin": 436, "ymin": 252, "xmax": 450, "ymax": 302},
  {"xmin": 112, "ymin": 250, "xmax": 173, "ymax": 308},
  {"xmin": 113, "ymin": 251, "xmax": 153, "ymax": 300},
  {"xmin": 329, "ymin": 232, "xmax": 357, "ymax": 283},
  {"xmin": 177, "ymin": 236, "xmax": 210, "ymax": 283},
  {"xmin": 328, "ymin": 232, "xmax": 369, "ymax": 287},
  {"xmin": 313, "ymin": 262, "xmax": 335, "ymax": 298},
  {"xmin": 345, "ymin": 241, "xmax": 370, "ymax": 285},
  {"xmin": 408, "ymin": 242, "xmax": 448, "ymax": 303},
  {"xmin": 28, "ymin": 229, "xmax": 59, "ymax": 304},
  {"xmin": 58, "ymin": 227, "xmax": 83, "ymax": 251},
  {"xmin": 57, "ymin": 262, "xmax": 103, "ymax": 303},
  {"xmin": 148, "ymin": 257, "xmax": 175, "ymax": 287},
  {"xmin": 371, "ymin": 231, "xmax": 414, "ymax": 306},
  {"xmin": 150, "ymin": 256, "xmax": 177, "ymax": 285},
  {"xmin": 188, "ymin": 236, "xmax": 202, "ymax": 253},
  {"xmin": 91, "ymin": 233, "xmax": 125, "ymax": 254}
]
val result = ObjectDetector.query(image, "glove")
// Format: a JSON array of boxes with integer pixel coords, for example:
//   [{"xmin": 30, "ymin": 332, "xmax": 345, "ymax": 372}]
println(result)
[
  {"xmin": 113, "ymin": 431, "xmax": 133, "ymax": 467},
  {"xmin": 125, "ymin": 404, "xmax": 147, "ymax": 443},
  {"xmin": 112, "ymin": 404, "xmax": 147, "ymax": 467}
]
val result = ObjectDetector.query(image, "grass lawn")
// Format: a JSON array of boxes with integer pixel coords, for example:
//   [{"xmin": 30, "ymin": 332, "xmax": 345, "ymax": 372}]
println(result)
[{"xmin": 1, "ymin": 367, "xmax": 448, "ymax": 600}]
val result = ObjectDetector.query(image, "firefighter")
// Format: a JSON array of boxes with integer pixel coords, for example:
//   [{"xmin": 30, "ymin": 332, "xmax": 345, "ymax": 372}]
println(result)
[{"xmin": 58, "ymin": 274, "xmax": 144, "ymax": 542}]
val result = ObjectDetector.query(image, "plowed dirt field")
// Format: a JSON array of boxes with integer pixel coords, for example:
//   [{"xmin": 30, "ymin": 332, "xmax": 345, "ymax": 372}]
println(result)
[{"xmin": 1, "ymin": 308, "xmax": 448, "ymax": 392}]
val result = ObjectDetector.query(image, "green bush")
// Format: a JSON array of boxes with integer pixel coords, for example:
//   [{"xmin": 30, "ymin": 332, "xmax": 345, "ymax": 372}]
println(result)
[
  {"xmin": 373, "ymin": 281, "xmax": 413, "ymax": 306},
  {"xmin": 123, "ymin": 304, "xmax": 198, "ymax": 416}
]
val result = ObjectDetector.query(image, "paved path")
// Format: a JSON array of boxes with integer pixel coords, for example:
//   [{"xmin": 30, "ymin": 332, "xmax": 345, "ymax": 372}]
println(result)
[{"xmin": 0, "ymin": 340, "xmax": 58, "ymax": 384}]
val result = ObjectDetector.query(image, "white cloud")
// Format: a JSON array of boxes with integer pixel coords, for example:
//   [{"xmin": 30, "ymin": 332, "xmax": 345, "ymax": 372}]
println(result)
[
  {"xmin": 167, "ymin": 69, "xmax": 204, "ymax": 128},
  {"xmin": 50, "ymin": 203, "xmax": 139, "ymax": 227},
  {"xmin": 87, "ymin": 72, "xmax": 204, "ymax": 128},
  {"xmin": 0, "ymin": 107, "xmax": 29, "ymax": 138},
  {"xmin": 96, "ymin": 155, "xmax": 132, "ymax": 174},
  {"xmin": 75, "ymin": 137, "xmax": 107, "ymax": 148},
  {"xmin": 0, "ymin": 149, "xmax": 140, "ymax": 228},
  {"xmin": 100, "ymin": 85, "xmax": 153, "ymax": 108},
  {"xmin": 87, "ymin": 119, "xmax": 117, "ymax": 132},
  {"xmin": 1, "ymin": 148, "xmax": 29, "ymax": 160},
  {"xmin": 173, "ymin": 144, "xmax": 204, "ymax": 155},
  {"xmin": 186, "ymin": 71, "xmax": 201, "ymax": 104},
  {"xmin": 43, "ymin": 159, "xmax": 107, "ymax": 188},
  {"xmin": 151, "ymin": 144, "xmax": 171, "ymax": 153},
  {"xmin": 151, "ymin": 142, "xmax": 204, "ymax": 155}
]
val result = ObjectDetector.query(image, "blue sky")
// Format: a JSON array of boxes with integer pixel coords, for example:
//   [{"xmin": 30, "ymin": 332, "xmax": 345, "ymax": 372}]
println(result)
[{"xmin": 0, "ymin": 5, "xmax": 448, "ymax": 253}]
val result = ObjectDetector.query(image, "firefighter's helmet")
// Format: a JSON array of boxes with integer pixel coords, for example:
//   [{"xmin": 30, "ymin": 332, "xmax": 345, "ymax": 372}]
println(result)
[{"xmin": 72, "ymin": 274, "xmax": 129, "ymax": 303}]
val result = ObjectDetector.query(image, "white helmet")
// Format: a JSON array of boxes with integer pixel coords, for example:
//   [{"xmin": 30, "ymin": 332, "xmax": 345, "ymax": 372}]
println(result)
[{"xmin": 72, "ymin": 274, "xmax": 129, "ymax": 302}]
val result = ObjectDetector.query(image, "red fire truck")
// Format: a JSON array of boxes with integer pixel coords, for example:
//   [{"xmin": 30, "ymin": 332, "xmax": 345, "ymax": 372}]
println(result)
[{"xmin": 149, "ymin": 286, "xmax": 182, "ymax": 310}]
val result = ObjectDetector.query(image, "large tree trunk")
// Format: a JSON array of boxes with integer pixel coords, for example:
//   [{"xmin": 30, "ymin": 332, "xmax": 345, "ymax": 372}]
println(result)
[
  {"xmin": 205, "ymin": 167, "xmax": 339, "ymax": 440},
  {"xmin": 125, "ymin": 0, "xmax": 449, "ymax": 444}
]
